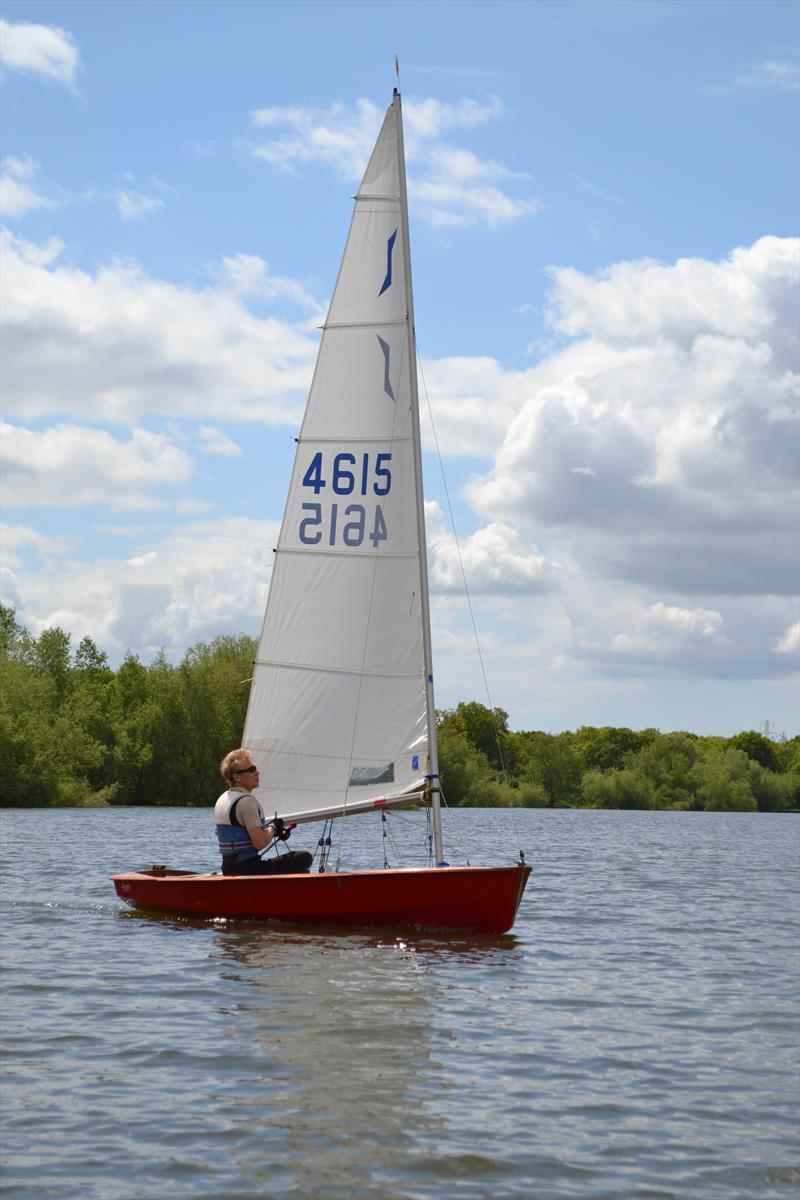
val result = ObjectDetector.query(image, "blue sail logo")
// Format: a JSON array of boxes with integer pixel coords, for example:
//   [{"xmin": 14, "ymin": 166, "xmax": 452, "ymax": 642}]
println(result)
[
  {"xmin": 377, "ymin": 336, "xmax": 395, "ymax": 401},
  {"xmin": 378, "ymin": 228, "xmax": 398, "ymax": 296}
]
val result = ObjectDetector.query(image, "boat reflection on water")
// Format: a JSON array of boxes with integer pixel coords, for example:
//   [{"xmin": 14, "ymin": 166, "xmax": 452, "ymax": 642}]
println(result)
[
  {"xmin": 211, "ymin": 925, "xmax": 445, "ymax": 1192},
  {"xmin": 174, "ymin": 919, "xmax": 522, "ymax": 1194}
]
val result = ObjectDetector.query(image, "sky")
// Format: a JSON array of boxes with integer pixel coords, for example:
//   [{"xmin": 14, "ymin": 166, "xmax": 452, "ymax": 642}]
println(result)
[{"xmin": 1, "ymin": 0, "xmax": 798, "ymax": 737}]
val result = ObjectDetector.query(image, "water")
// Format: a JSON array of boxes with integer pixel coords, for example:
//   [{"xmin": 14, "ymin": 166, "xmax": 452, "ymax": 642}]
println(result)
[{"xmin": 1, "ymin": 807, "xmax": 798, "ymax": 1200}]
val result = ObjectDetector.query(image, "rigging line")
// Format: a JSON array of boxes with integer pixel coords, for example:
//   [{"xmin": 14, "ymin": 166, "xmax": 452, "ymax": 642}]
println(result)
[
  {"xmin": 381, "ymin": 809, "xmax": 430, "ymax": 866},
  {"xmin": 439, "ymin": 785, "xmax": 470, "ymax": 867},
  {"xmin": 416, "ymin": 349, "xmax": 524, "ymax": 856},
  {"xmin": 383, "ymin": 811, "xmax": 405, "ymax": 867}
]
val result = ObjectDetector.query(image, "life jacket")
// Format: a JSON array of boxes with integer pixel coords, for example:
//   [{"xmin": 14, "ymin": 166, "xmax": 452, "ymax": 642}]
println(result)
[{"xmin": 214, "ymin": 789, "xmax": 265, "ymax": 863}]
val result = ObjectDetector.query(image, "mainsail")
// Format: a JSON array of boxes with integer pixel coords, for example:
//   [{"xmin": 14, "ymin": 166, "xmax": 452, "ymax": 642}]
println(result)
[{"xmin": 243, "ymin": 94, "xmax": 436, "ymax": 826}]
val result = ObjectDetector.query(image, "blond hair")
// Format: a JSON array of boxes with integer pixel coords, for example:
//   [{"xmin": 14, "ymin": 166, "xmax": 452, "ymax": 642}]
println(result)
[{"xmin": 220, "ymin": 748, "xmax": 253, "ymax": 785}]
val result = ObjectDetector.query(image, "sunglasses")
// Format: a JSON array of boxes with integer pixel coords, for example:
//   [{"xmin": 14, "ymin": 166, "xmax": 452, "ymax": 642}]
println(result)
[{"xmin": 233, "ymin": 765, "xmax": 258, "ymax": 774}]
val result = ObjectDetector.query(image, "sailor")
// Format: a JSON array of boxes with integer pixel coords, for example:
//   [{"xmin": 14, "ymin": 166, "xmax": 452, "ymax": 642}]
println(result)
[{"xmin": 214, "ymin": 749, "xmax": 313, "ymax": 876}]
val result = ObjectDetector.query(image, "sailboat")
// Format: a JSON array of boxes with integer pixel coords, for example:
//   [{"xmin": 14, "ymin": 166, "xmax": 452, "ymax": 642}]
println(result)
[{"xmin": 111, "ymin": 90, "xmax": 531, "ymax": 933}]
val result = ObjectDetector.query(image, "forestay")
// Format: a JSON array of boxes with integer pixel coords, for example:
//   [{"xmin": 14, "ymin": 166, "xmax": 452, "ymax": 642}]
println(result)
[{"xmin": 243, "ymin": 99, "xmax": 432, "ymax": 825}]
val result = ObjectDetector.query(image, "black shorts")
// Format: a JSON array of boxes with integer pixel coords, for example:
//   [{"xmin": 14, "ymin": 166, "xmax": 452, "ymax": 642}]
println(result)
[{"xmin": 221, "ymin": 851, "xmax": 313, "ymax": 876}]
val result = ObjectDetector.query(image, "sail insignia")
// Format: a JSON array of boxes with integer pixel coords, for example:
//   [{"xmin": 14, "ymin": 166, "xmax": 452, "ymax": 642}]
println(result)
[
  {"xmin": 377, "ymin": 335, "xmax": 395, "ymax": 401},
  {"xmin": 378, "ymin": 228, "xmax": 398, "ymax": 296}
]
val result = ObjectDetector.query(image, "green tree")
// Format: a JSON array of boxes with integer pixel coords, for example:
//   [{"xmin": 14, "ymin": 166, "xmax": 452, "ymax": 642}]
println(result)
[
  {"xmin": 439, "ymin": 701, "xmax": 513, "ymax": 774},
  {"xmin": 581, "ymin": 767, "xmax": 656, "ymax": 809},
  {"xmin": 726, "ymin": 730, "xmax": 779, "ymax": 772},
  {"xmin": 437, "ymin": 724, "xmax": 496, "ymax": 807},
  {"xmin": 34, "ymin": 627, "xmax": 72, "ymax": 701},
  {"xmin": 627, "ymin": 733, "xmax": 702, "ymax": 809},
  {"xmin": 0, "ymin": 605, "xmax": 35, "ymax": 663},
  {"xmin": 0, "ymin": 636, "xmax": 114, "ymax": 807},
  {"xmin": 178, "ymin": 635, "xmax": 256, "ymax": 803},
  {"xmin": 690, "ymin": 749, "xmax": 758, "ymax": 812},
  {"xmin": 573, "ymin": 725, "xmax": 657, "ymax": 773},
  {"xmin": 517, "ymin": 731, "xmax": 582, "ymax": 807},
  {"xmin": 74, "ymin": 635, "xmax": 111, "ymax": 674},
  {"xmin": 107, "ymin": 653, "xmax": 156, "ymax": 804},
  {"xmin": 0, "ymin": 659, "xmax": 60, "ymax": 804},
  {"xmin": 745, "ymin": 758, "xmax": 796, "ymax": 812}
]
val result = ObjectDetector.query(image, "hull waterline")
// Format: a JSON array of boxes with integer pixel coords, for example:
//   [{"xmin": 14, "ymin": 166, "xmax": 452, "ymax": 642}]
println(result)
[{"xmin": 111, "ymin": 863, "xmax": 532, "ymax": 934}]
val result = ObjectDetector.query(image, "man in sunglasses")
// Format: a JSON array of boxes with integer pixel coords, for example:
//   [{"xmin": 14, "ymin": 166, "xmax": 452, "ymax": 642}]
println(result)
[{"xmin": 214, "ymin": 748, "xmax": 313, "ymax": 875}]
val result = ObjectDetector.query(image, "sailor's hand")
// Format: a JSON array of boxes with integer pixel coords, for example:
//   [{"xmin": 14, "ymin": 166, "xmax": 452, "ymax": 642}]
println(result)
[
  {"xmin": 268, "ymin": 817, "xmax": 285, "ymax": 838},
  {"xmin": 272, "ymin": 820, "xmax": 296, "ymax": 842}
]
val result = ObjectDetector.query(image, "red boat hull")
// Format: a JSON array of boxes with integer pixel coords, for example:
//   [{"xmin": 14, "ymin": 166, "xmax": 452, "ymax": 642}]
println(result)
[{"xmin": 111, "ymin": 863, "xmax": 531, "ymax": 934}]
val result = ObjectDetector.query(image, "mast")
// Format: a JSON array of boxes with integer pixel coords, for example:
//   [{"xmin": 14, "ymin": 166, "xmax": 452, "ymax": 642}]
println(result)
[{"xmin": 393, "ymin": 89, "xmax": 444, "ymax": 865}]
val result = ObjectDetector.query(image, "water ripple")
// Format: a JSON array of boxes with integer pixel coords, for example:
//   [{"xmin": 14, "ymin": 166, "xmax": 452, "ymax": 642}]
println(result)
[{"xmin": 1, "ymin": 808, "xmax": 798, "ymax": 1199}]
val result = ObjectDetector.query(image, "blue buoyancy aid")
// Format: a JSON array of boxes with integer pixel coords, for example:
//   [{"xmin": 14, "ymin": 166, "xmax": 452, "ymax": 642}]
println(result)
[{"xmin": 214, "ymin": 789, "xmax": 264, "ymax": 864}]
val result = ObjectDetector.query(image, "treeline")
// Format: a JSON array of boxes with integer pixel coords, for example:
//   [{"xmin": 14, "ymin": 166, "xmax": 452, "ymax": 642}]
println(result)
[
  {"xmin": 1, "ymin": 607, "xmax": 253, "ymax": 807},
  {"xmin": 1, "ymin": 607, "xmax": 798, "ymax": 812},
  {"xmin": 437, "ymin": 702, "xmax": 799, "ymax": 813}
]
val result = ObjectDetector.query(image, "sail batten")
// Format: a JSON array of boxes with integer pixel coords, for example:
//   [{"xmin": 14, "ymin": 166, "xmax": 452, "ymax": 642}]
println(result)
[
  {"xmin": 322, "ymin": 319, "xmax": 407, "ymax": 330},
  {"xmin": 243, "ymin": 95, "xmax": 432, "ymax": 825},
  {"xmin": 275, "ymin": 546, "xmax": 417, "ymax": 560},
  {"xmin": 294, "ymin": 435, "xmax": 413, "ymax": 445},
  {"xmin": 253, "ymin": 659, "xmax": 424, "ymax": 680}
]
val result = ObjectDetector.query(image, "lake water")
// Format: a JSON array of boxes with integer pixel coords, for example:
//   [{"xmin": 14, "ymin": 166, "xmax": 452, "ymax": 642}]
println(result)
[{"xmin": 1, "ymin": 807, "xmax": 798, "ymax": 1200}]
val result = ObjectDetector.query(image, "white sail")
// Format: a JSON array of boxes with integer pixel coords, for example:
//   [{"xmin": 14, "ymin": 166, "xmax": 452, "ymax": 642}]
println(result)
[{"xmin": 243, "ymin": 97, "xmax": 433, "ymax": 825}]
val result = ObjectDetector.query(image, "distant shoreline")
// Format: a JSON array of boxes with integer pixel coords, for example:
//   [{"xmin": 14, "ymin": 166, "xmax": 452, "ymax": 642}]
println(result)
[{"xmin": 2, "ymin": 612, "xmax": 797, "ymax": 814}]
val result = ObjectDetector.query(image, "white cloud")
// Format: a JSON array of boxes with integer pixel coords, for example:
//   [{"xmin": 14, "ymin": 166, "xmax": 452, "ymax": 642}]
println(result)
[
  {"xmin": 702, "ymin": 59, "xmax": 800, "ymax": 96},
  {"xmin": 247, "ymin": 98, "xmax": 384, "ymax": 178},
  {"xmin": 426, "ymin": 505, "xmax": 558, "ymax": 594},
  {"xmin": 465, "ymin": 236, "xmax": 799, "ymax": 597},
  {"xmin": 2, "ymin": 516, "xmax": 279, "ymax": 659},
  {"xmin": 0, "ymin": 156, "xmax": 54, "ymax": 218},
  {"xmin": 610, "ymin": 602, "xmax": 724, "ymax": 654},
  {"xmin": 545, "ymin": 237, "xmax": 798, "ymax": 345},
  {"xmin": 402, "ymin": 94, "xmax": 505, "ymax": 142},
  {"xmin": 413, "ymin": 146, "xmax": 540, "ymax": 229},
  {"xmin": 245, "ymin": 95, "xmax": 539, "ymax": 230},
  {"xmin": 0, "ymin": 229, "xmax": 318, "ymax": 424},
  {"xmin": 115, "ymin": 190, "xmax": 164, "ymax": 222},
  {"xmin": 0, "ymin": 18, "xmax": 80, "ymax": 88},
  {"xmin": 774, "ymin": 621, "xmax": 800, "ymax": 655},
  {"xmin": 565, "ymin": 584, "xmax": 797, "ymax": 683},
  {"xmin": 219, "ymin": 253, "xmax": 322, "ymax": 314},
  {"xmin": 2, "ymin": 225, "xmax": 796, "ymax": 694},
  {"xmin": 197, "ymin": 425, "xmax": 241, "ymax": 458},
  {"xmin": 0, "ymin": 523, "xmax": 75, "ymax": 566},
  {"xmin": 418, "ymin": 354, "xmax": 532, "ymax": 457},
  {"xmin": 1, "ymin": 423, "xmax": 194, "ymax": 510}
]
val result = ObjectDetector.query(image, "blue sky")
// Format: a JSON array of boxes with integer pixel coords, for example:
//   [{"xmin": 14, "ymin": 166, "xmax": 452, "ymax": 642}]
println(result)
[{"xmin": 1, "ymin": 0, "xmax": 798, "ymax": 736}]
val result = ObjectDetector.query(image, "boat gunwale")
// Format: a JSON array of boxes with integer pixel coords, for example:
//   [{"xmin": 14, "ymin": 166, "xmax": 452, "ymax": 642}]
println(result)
[{"xmin": 110, "ymin": 863, "xmax": 530, "ymax": 883}]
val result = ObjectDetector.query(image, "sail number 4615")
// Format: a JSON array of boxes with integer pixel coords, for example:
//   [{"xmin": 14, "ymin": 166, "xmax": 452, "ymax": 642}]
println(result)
[
  {"xmin": 302, "ymin": 452, "xmax": 392, "ymax": 496},
  {"xmin": 299, "ymin": 452, "xmax": 392, "ymax": 548}
]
